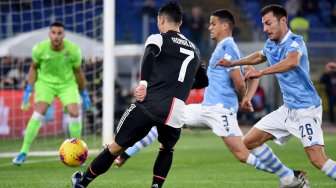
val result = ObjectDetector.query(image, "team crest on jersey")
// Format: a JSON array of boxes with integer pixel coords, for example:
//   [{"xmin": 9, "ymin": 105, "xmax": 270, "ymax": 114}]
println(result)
[
  {"xmin": 224, "ymin": 54, "xmax": 232, "ymax": 61},
  {"xmin": 64, "ymin": 51, "xmax": 71, "ymax": 61}
]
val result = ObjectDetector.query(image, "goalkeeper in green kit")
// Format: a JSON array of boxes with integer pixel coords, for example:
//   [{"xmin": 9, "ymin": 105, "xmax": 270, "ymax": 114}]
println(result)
[{"xmin": 12, "ymin": 22, "xmax": 92, "ymax": 166}]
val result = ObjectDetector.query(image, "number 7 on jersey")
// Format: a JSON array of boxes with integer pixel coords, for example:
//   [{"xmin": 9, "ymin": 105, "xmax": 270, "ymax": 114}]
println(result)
[{"xmin": 178, "ymin": 47, "xmax": 194, "ymax": 82}]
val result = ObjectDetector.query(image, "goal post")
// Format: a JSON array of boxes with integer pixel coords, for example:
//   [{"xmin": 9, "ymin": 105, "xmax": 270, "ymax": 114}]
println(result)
[{"xmin": 102, "ymin": 0, "xmax": 115, "ymax": 145}]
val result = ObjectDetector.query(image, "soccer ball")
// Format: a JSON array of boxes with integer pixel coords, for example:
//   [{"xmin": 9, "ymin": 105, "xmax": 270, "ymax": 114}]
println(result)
[{"xmin": 59, "ymin": 138, "xmax": 88, "ymax": 167}]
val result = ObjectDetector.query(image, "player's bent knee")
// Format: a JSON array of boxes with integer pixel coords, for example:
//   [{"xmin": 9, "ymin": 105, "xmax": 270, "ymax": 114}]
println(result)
[
  {"xmin": 108, "ymin": 141, "xmax": 125, "ymax": 156},
  {"xmin": 68, "ymin": 110, "xmax": 79, "ymax": 117}
]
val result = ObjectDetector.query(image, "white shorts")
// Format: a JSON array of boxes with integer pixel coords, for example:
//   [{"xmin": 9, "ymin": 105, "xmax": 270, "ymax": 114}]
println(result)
[
  {"xmin": 184, "ymin": 104, "xmax": 243, "ymax": 137},
  {"xmin": 255, "ymin": 105, "xmax": 324, "ymax": 147}
]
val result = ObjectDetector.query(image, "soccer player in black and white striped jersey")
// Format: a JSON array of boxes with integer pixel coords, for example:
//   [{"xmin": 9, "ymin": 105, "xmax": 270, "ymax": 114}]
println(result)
[{"xmin": 71, "ymin": 2, "xmax": 208, "ymax": 188}]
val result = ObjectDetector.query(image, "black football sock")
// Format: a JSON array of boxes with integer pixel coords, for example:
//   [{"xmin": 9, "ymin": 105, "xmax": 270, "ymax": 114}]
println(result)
[
  {"xmin": 79, "ymin": 147, "xmax": 117, "ymax": 187},
  {"xmin": 151, "ymin": 148, "xmax": 173, "ymax": 188},
  {"xmin": 120, "ymin": 152, "xmax": 130, "ymax": 161}
]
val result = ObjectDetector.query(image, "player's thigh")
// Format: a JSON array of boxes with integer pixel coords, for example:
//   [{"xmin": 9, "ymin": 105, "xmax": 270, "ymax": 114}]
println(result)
[
  {"xmin": 115, "ymin": 104, "xmax": 154, "ymax": 148},
  {"xmin": 202, "ymin": 106, "xmax": 243, "ymax": 137},
  {"xmin": 57, "ymin": 83, "xmax": 80, "ymax": 106},
  {"xmin": 254, "ymin": 106, "xmax": 291, "ymax": 146},
  {"xmin": 288, "ymin": 106, "xmax": 324, "ymax": 147},
  {"xmin": 157, "ymin": 124, "xmax": 181, "ymax": 150},
  {"xmin": 34, "ymin": 81, "xmax": 56, "ymax": 104}
]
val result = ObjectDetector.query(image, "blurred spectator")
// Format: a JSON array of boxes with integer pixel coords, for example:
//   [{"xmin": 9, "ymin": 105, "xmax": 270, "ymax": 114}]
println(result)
[
  {"xmin": 141, "ymin": 0, "xmax": 157, "ymax": 19},
  {"xmin": 302, "ymin": 0, "xmax": 319, "ymax": 15},
  {"xmin": 260, "ymin": 0, "xmax": 281, "ymax": 7},
  {"xmin": 320, "ymin": 61, "xmax": 336, "ymax": 123},
  {"xmin": 290, "ymin": 11, "xmax": 310, "ymax": 41},
  {"xmin": 0, "ymin": 57, "xmax": 13, "ymax": 81},
  {"xmin": 285, "ymin": 0, "xmax": 301, "ymax": 21},
  {"xmin": 332, "ymin": 3, "xmax": 336, "ymax": 27},
  {"xmin": 188, "ymin": 6, "xmax": 206, "ymax": 57},
  {"xmin": 0, "ymin": 58, "xmax": 26, "ymax": 89}
]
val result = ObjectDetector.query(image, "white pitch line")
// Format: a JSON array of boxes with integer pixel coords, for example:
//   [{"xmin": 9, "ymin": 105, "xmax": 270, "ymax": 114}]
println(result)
[
  {"xmin": 0, "ymin": 149, "xmax": 100, "ymax": 158},
  {"xmin": 0, "ymin": 157, "xmax": 59, "ymax": 167}
]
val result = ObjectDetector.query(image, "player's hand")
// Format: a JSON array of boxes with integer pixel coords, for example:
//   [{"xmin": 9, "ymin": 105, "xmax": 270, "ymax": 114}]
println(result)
[
  {"xmin": 244, "ymin": 69, "xmax": 263, "ymax": 80},
  {"xmin": 240, "ymin": 98, "xmax": 254, "ymax": 112},
  {"xmin": 134, "ymin": 84, "xmax": 147, "ymax": 102},
  {"xmin": 21, "ymin": 85, "xmax": 33, "ymax": 111},
  {"xmin": 214, "ymin": 58, "xmax": 234, "ymax": 68},
  {"xmin": 80, "ymin": 89, "xmax": 92, "ymax": 111}
]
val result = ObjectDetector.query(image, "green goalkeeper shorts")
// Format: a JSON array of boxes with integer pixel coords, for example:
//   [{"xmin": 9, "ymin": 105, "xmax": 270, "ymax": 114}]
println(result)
[{"xmin": 34, "ymin": 80, "xmax": 80, "ymax": 106}]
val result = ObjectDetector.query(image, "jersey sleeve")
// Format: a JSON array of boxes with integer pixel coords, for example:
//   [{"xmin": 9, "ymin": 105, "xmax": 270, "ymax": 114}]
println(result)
[
  {"xmin": 145, "ymin": 34, "xmax": 163, "ymax": 55},
  {"xmin": 72, "ymin": 46, "xmax": 82, "ymax": 68},
  {"xmin": 286, "ymin": 37, "xmax": 304, "ymax": 57},
  {"xmin": 31, "ymin": 43, "xmax": 41, "ymax": 64},
  {"xmin": 220, "ymin": 45, "xmax": 240, "ymax": 72}
]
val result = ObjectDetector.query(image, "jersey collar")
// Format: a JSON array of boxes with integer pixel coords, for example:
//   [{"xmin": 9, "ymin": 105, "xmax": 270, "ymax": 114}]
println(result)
[
  {"xmin": 217, "ymin": 36, "xmax": 233, "ymax": 47},
  {"xmin": 279, "ymin": 29, "xmax": 292, "ymax": 45}
]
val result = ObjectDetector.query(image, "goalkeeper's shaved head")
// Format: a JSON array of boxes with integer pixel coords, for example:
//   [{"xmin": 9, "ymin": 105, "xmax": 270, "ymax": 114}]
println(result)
[{"xmin": 158, "ymin": 1, "xmax": 183, "ymax": 25}]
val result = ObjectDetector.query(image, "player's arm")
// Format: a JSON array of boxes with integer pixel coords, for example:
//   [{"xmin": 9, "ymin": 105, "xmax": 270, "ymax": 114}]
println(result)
[
  {"xmin": 74, "ymin": 66, "xmax": 92, "ymax": 111},
  {"xmin": 242, "ymin": 66, "xmax": 260, "ymax": 112},
  {"xmin": 245, "ymin": 51, "xmax": 300, "ymax": 80},
  {"xmin": 192, "ymin": 63, "xmax": 208, "ymax": 89},
  {"xmin": 134, "ymin": 44, "xmax": 160, "ymax": 102},
  {"xmin": 215, "ymin": 51, "xmax": 267, "ymax": 68},
  {"xmin": 230, "ymin": 67, "xmax": 246, "ymax": 103},
  {"xmin": 140, "ymin": 44, "xmax": 160, "ymax": 82},
  {"xmin": 135, "ymin": 34, "xmax": 162, "ymax": 102},
  {"xmin": 74, "ymin": 66, "xmax": 86, "ymax": 91},
  {"xmin": 21, "ymin": 62, "xmax": 38, "ymax": 110},
  {"xmin": 27, "ymin": 62, "xmax": 38, "ymax": 86}
]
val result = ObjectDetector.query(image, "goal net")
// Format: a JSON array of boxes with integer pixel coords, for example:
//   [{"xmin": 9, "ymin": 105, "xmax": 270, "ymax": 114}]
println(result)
[{"xmin": 0, "ymin": 0, "xmax": 144, "ymax": 157}]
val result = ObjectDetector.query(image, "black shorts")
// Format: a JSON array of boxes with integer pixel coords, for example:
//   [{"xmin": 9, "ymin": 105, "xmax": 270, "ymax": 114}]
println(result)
[{"xmin": 115, "ymin": 104, "xmax": 181, "ymax": 150}]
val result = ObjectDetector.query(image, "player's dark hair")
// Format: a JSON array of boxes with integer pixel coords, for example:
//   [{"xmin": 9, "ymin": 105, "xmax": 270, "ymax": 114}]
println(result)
[
  {"xmin": 211, "ymin": 9, "xmax": 235, "ymax": 30},
  {"xmin": 50, "ymin": 21, "xmax": 65, "ymax": 28},
  {"xmin": 261, "ymin": 4, "xmax": 287, "ymax": 21},
  {"xmin": 158, "ymin": 1, "xmax": 183, "ymax": 24}
]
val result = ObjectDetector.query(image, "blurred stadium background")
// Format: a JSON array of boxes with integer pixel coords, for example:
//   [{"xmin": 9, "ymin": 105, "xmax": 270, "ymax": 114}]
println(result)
[{"xmin": 0, "ymin": 0, "xmax": 335, "ymax": 163}]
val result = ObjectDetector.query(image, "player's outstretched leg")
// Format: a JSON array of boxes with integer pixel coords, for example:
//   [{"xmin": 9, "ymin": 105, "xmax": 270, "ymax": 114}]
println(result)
[
  {"xmin": 305, "ymin": 145, "xmax": 336, "ymax": 180},
  {"xmin": 114, "ymin": 126, "xmax": 158, "ymax": 167},
  {"xmin": 222, "ymin": 136, "xmax": 273, "ymax": 173},
  {"xmin": 12, "ymin": 111, "xmax": 44, "ymax": 166},
  {"xmin": 251, "ymin": 144, "xmax": 309, "ymax": 187},
  {"xmin": 71, "ymin": 146, "xmax": 120, "ymax": 187},
  {"xmin": 152, "ymin": 147, "xmax": 174, "ymax": 188}
]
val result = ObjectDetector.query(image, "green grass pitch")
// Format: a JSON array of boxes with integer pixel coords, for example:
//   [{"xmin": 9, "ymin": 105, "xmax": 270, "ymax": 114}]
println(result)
[{"xmin": 0, "ymin": 130, "xmax": 335, "ymax": 187}]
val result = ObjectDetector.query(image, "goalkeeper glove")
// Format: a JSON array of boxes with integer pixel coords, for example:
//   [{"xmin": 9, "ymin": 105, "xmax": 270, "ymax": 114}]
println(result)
[
  {"xmin": 21, "ymin": 85, "xmax": 33, "ymax": 111},
  {"xmin": 80, "ymin": 89, "xmax": 92, "ymax": 111}
]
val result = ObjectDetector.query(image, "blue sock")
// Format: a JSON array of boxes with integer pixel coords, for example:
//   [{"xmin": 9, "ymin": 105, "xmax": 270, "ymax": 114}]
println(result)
[
  {"xmin": 125, "ymin": 126, "xmax": 158, "ymax": 156},
  {"xmin": 251, "ymin": 144, "xmax": 294, "ymax": 184},
  {"xmin": 321, "ymin": 159, "xmax": 336, "ymax": 179}
]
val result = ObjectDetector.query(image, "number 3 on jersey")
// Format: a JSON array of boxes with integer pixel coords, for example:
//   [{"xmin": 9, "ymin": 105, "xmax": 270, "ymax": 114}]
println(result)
[{"xmin": 178, "ymin": 47, "xmax": 194, "ymax": 82}]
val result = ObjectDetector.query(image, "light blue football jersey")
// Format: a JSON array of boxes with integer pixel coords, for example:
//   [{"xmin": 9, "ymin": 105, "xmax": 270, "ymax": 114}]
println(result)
[
  {"xmin": 202, "ymin": 37, "xmax": 243, "ymax": 112},
  {"xmin": 262, "ymin": 30, "xmax": 321, "ymax": 109}
]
